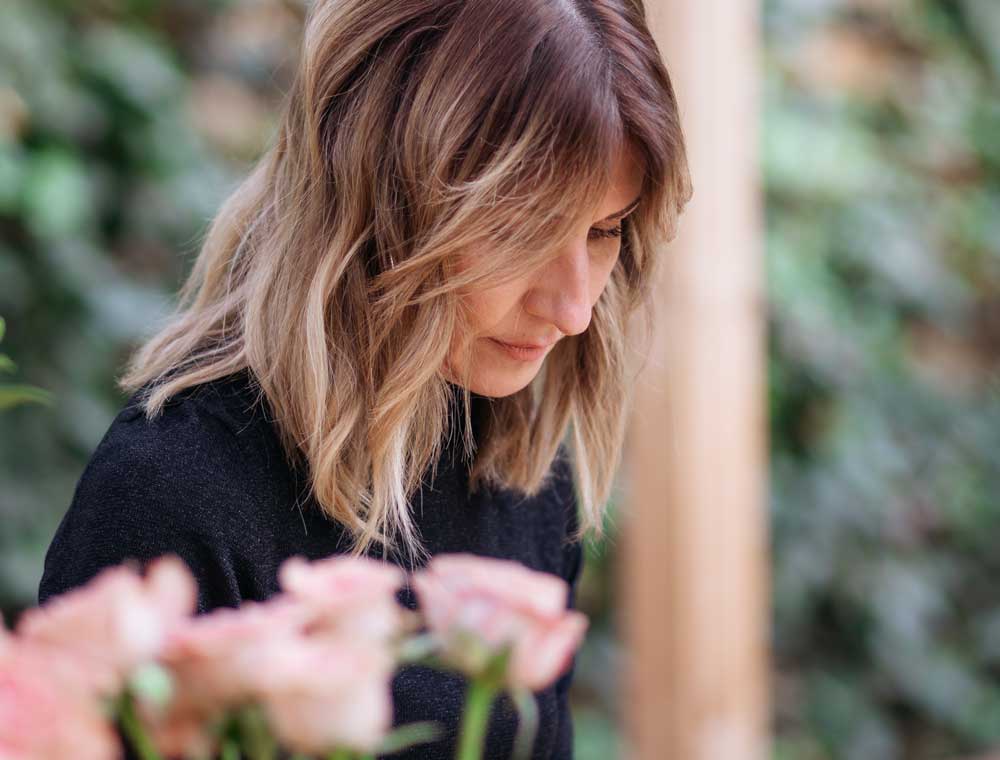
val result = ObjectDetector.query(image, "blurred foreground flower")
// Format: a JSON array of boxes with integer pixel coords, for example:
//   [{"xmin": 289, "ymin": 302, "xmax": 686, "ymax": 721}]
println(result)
[
  {"xmin": 0, "ymin": 622, "xmax": 121, "ymax": 760},
  {"xmin": 142, "ymin": 554, "xmax": 409, "ymax": 758},
  {"xmin": 412, "ymin": 553, "xmax": 588, "ymax": 760},
  {"xmin": 248, "ymin": 635, "xmax": 395, "ymax": 755},
  {"xmin": 278, "ymin": 553, "xmax": 415, "ymax": 644},
  {"xmin": 16, "ymin": 555, "xmax": 197, "ymax": 698},
  {"xmin": 140, "ymin": 598, "xmax": 313, "ymax": 758},
  {"xmin": 413, "ymin": 553, "xmax": 588, "ymax": 691}
]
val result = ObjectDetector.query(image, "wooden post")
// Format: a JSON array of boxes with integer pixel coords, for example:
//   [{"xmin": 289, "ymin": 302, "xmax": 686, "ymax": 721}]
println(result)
[{"xmin": 621, "ymin": 1, "xmax": 769, "ymax": 759}]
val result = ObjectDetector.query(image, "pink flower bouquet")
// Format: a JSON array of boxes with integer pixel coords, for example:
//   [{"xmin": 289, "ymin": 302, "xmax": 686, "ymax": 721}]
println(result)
[{"xmin": 0, "ymin": 552, "xmax": 587, "ymax": 760}]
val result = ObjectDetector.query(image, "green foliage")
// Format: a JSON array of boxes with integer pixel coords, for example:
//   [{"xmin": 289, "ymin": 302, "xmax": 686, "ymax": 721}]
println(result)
[
  {"xmin": 766, "ymin": 0, "xmax": 1000, "ymax": 757},
  {"xmin": 0, "ymin": 0, "xmax": 289, "ymax": 607},
  {"xmin": 0, "ymin": 316, "xmax": 53, "ymax": 410}
]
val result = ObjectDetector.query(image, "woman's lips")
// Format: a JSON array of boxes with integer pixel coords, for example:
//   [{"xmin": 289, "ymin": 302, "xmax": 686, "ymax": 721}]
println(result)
[{"xmin": 488, "ymin": 338, "xmax": 554, "ymax": 361}]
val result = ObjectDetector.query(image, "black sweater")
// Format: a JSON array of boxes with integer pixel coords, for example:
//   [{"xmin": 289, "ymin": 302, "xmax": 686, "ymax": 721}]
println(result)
[{"xmin": 37, "ymin": 369, "xmax": 583, "ymax": 760}]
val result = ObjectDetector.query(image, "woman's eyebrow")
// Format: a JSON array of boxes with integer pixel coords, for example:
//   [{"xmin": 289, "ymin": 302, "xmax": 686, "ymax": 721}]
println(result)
[{"xmin": 597, "ymin": 196, "xmax": 641, "ymax": 223}]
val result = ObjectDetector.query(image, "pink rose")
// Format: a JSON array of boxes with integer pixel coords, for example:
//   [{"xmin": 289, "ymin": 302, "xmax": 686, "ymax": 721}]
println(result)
[
  {"xmin": 159, "ymin": 598, "xmax": 309, "ymax": 707},
  {"xmin": 277, "ymin": 555, "xmax": 412, "ymax": 642},
  {"xmin": 143, "ymin": 597, "xmax": 312, "ymax": 757},
  {"xmin": 16, "ymin": 555, "xmax": 197, "ymax": 697},
  {"xmin": 0, "ymin": 639, "xmax": 121, "ymax": 760},
  {"xmin": 412, "ymin": 553, "xmax": 589, "ymax": 691},
  {"xmin": 249, "ymin": 636, "xmax": 395, "ymax": 755},
  {"xmin": 150, "ymin": 594, "xmax": 396, "ymax": 757}
]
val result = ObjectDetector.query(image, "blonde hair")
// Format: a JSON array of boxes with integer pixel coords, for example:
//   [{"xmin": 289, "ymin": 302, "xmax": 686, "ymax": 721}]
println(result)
[{"xmin": 119, "ymin": 0, "xmax": 692, "ymax": 568}]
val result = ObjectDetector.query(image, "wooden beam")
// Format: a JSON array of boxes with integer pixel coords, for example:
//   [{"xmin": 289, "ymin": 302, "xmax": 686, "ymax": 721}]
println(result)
[{"xmin": 621, "ymin": 1, "xmax": 769, "ymax": 759}]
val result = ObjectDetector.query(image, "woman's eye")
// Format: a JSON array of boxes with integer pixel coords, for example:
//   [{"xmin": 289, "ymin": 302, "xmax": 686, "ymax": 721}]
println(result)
[{"xmin": 588, "ymin": 224, "xmax": 623, "ymax": 241}]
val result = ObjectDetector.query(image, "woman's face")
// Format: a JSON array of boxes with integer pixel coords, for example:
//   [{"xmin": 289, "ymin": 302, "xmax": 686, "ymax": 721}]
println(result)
[{"xmin": 444, "ymin": 143, "xmax": 644, "ymax": 398}]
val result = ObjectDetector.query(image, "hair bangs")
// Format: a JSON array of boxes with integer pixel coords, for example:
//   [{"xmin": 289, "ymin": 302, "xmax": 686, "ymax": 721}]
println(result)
[{"xmin": 424, "ymin": 10, "xmax": 626, "ymax": 282}]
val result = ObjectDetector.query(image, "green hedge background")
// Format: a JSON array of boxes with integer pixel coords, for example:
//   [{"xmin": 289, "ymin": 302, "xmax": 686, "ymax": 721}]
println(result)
[{"xmin": 2, "ymin": 1, "xmax": 999, "ymax": 758}]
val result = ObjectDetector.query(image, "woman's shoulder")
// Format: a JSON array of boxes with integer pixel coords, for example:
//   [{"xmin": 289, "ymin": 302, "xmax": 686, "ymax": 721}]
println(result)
[
  {"xmin": 37, "ymin": 370, "xmax": 282, "ymax": 611},
  {"xmin": 102, "ymin": 369, "xmax": 277, "ymax": 501},
  {"xmin": 119, "ymin": 367, "xmax": 270, "ymax": 440}
]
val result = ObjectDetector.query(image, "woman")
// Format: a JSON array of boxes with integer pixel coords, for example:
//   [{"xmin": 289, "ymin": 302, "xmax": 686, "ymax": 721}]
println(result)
[{"xmin": 38, "ymin": 0, "xmax": 691, "ymax": 757}]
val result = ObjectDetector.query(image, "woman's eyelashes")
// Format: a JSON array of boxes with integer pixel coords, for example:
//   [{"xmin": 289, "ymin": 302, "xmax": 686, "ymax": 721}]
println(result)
[{"xmin": 588, "ymin": 224, "xmax": 623, "ymax": 240}]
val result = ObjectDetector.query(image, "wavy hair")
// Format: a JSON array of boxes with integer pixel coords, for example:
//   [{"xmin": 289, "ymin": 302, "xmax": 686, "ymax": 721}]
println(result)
[{"xmin": 119, "ymin": 0, "xmax": 692, "ymax": 568}]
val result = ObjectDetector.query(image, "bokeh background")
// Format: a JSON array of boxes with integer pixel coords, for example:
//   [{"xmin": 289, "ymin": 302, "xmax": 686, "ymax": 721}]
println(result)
[{"xmin": 2, "ymin": 1, "xmax": 1000, "ymax": 758}]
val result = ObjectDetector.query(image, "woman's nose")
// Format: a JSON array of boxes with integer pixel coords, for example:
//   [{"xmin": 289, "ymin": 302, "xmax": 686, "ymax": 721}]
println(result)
[{"xmin": 522, "ymin": 239, "xmax": 594, "ymax": 337}]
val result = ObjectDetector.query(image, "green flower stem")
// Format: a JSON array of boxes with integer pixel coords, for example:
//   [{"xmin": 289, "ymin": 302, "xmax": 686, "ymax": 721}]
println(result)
[
  {"xmin": 117, "ymin": 692, "xmax": 164, "ymax": 760},
  {"xmin": 457, "ymin": 678, "xmax": 498, "ymax": 760},
  {"xmin": 510, "ymin": 688, "xmax": 539, "ymax": 760},
  {"xmin": 221, "ymin": 736, "xmax": 242, "ymax": 760},
  {"xmin": 238, "ymin": 705, "xmax": 276, "ymax": 760}
]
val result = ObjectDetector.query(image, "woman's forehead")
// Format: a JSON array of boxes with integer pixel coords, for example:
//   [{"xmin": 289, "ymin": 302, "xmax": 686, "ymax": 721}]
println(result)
[{"xmin": 592, "ymin": 144, "xmax": 644, "ymax": 221}]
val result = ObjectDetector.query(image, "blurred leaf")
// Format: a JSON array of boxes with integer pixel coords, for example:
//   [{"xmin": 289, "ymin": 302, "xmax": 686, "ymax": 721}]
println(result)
[
  {"xmin": 0, "ymin": 385, "xmax": 52, "ymax": 410},
  {"xmin": 22, "ymin": 149, "xmax": 95, "ymax": 240}
]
